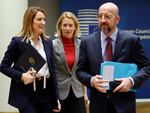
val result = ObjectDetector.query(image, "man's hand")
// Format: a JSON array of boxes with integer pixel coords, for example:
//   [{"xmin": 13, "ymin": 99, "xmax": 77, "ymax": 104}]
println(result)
[
  {"xmin": 113, "ymin": 78, "xmax": 133, "ymax": 93},
  {"xmin": 91, "ymin": 75, "xmax": 109, "ymax": 93}
]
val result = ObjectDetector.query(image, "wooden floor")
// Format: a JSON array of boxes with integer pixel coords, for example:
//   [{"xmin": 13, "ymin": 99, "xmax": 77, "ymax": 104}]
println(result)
[
  {"xmin": 136, "ymin": 102, "xmax": 150, "ymax": 113},
  {"xmin": 85, "ymin": 102, "xmax": 150, "ymax": 113},
  {"xmin": 0, "ymin": 112, "xmax": 18, "ymax": 113}
]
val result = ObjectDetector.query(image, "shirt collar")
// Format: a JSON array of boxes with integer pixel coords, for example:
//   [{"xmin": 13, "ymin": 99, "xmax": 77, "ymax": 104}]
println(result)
[
  {"xmin": 101, "ymin": 28, "xmax": 118, "ymax": 42},
  {"xmin": 29, "ymin": 36, "xmax": 42, "ymax": 47}
]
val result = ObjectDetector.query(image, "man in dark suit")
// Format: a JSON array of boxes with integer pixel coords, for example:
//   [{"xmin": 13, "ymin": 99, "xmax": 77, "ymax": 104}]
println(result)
[{"xmin": 76, "ymin": 2, "xmax": 150, "ymax": 113}]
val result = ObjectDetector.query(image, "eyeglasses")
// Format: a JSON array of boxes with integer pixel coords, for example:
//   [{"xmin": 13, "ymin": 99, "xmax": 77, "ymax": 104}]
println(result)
[{"xmin": 98, "ymin": 15, "xmax": 113, "ymax": 21}]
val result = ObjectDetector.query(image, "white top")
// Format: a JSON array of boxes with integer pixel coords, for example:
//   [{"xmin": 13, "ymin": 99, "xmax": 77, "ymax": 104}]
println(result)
[{"xmin": 29, "ymin": 36, "xmax": 50, "ymax": 90}]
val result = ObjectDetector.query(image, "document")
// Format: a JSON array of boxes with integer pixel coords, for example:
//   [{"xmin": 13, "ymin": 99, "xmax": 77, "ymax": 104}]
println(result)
[
  {"xmin": 15, "ymin": 44, "xmax": 46, "ymax": 72},
  {"xmin": 102, "ymin": 65, "xmax": 114, "ymax": 89}
]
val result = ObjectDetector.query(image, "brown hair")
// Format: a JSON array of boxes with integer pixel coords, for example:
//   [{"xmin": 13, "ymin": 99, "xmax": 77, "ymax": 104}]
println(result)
[{"xmin": 18, "ymin": 7, "xmax": 47, "ymax": 39}]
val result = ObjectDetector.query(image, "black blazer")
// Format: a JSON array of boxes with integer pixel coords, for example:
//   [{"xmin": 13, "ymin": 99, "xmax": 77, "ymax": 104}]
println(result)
[
  {"xmin": 76, "ymin": 30, "xmax": 150, "ymax": 113},
  {"xmin": 0, "ymin": 36, "xmax": 59, "ymax": 109}
]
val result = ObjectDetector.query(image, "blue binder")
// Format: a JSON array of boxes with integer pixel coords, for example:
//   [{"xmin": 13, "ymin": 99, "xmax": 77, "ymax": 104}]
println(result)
[
  {"xmin": 100, "ymin": 61, "xmax": 138, "ymax": 91},
  {"xmin": 100, "ymin": 61, "xmax": 138, "ymax": 79}
]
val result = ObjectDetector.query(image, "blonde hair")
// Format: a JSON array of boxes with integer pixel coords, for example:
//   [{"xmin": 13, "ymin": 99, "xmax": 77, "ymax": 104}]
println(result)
[
  {"xmin": 18, "ymin": 7, "xmax": 47, "ymax": 39},
  {"xmin": 55, "ymin": 11, "xmax": 80, "ymax": 38}
]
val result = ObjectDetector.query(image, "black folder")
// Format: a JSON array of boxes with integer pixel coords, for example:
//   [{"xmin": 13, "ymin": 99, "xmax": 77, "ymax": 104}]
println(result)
[{"xmin": 15, "ymin": 44, "xmax": 46, "ymax": 72}]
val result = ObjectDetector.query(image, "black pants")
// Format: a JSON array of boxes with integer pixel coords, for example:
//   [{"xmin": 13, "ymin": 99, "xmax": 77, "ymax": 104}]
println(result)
[
  {"xmin": 59, "ymin": 88, "xmax": 86, "ymax": 113},
  {"xmin": 106, "ymin": 91, "xmax": 117, "ymax": 113},
  {"xmin": 19, "ymin": 99, "xmax": 52, "ymax": 113},
  {"xmin": 19, "ymin": 80, "xmax": 53, "ymax": 113}
]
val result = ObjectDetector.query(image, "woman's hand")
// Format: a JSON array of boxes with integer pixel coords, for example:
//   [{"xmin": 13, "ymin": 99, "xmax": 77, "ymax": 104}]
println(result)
[
  {"xmin": 21, "ymin": 68, "xmax": 36, "ymax": 85},
  {"xmin": 53, "ymin": 100, "xmax": 61, "ymax": 112}
]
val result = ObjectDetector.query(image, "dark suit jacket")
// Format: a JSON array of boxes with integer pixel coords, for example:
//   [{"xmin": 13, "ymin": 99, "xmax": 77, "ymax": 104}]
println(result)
[
  {"xmin": 76, "ymin": 30, "xmax": 150, "ymax": 113},
  {"xmin": 0, "ymin": 36, "xmax": 59, "ymax": 109}
]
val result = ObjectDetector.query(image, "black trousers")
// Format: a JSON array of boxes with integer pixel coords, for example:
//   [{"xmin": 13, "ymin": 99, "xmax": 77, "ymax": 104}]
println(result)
[
  {"xmin": 59, "ymin": 88, "xmax": 86, "ymax": 113},
  {"xmin": 106, "ymin": 91, "xmax": 117, "ymax": 113},
  {"xmin": 19, "ymin": 98, "xmax": 52, "ymax": 113},
  {"xmin": 19, "ymin": 80, "xmax": 53, "ymax": 113}
]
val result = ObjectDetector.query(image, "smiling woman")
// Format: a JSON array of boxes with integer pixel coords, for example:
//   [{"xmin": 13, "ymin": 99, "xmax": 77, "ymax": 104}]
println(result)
[
  {"xmin": 52, "ymin": 11, "xmax": 88, "ymax": 113},
  {"xmin": 0, "ymin": 7, "xmax": 60, "ymax": 113}
]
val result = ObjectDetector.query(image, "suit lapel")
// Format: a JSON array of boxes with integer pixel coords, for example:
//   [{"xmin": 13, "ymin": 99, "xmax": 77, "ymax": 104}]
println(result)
[
  {"xmin": 93, "ymin": 32, "xmax": 103, "ymax": 63},
  {"xmin": 42, "ymin": 38, "xmax": 51, "ymax": 66},
  {"xmin": 113, "ymin": 30, "xmax": 124, "ymax": 61},
  {"xmin": 56, "ymin": 38, "xmax": 70, "ymax": 72},
  {"xmin": 71, "ymin": 39, "xmax": 80, "ymax": 72}
]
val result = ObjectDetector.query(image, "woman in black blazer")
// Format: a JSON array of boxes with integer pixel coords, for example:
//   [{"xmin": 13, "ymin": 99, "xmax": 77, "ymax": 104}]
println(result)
[{"xmin": 0, "ymin": 7, "xmax": 60, "ymax": 113}]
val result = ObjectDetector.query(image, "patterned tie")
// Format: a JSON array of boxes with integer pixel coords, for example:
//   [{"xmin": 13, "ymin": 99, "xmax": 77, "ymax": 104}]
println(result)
[{"xmin": 106, "ymin": 37, "xmax": 112, "ymax": 61}]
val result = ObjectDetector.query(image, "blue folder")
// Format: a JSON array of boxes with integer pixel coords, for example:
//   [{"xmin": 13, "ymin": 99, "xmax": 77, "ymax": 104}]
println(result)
[
  {"xmin": 100, "ymin": 61, "xmax": 138, "ymax": 79},
  {"xmin": 100, "ymin": 61, "xmax": 138, "ymax": 91}
]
